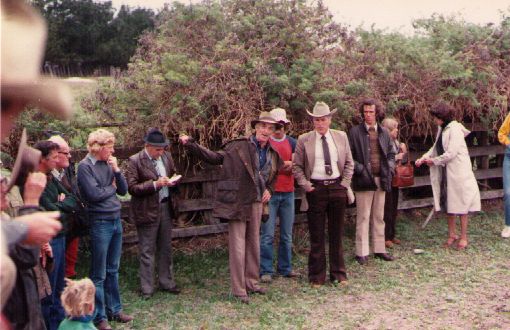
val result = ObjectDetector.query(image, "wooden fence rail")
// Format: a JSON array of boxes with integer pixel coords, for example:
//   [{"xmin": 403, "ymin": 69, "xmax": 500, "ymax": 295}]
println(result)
[{"xmin": 69, "ymin": 126, "xmax": 505, "ymax": 241}]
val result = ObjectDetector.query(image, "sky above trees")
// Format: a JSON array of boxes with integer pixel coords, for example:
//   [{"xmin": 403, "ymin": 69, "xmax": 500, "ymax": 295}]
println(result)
[{"xmin": 105, "ymin": 0, "xmax": 509, "ymax": 34}]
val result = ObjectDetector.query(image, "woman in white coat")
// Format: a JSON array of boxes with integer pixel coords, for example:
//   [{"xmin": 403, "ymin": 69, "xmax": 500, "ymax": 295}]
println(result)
[{"xmin": 416, "ymin": 103, "xmax": 480, "ymax": 250}]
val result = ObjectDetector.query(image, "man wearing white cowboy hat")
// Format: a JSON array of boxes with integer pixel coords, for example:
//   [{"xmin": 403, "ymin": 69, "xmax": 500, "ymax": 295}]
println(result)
[
  {"xmin": 1, "ymin": 1, "xmax": 72, "ymax": 328},
  {"xmin": 293, "ymin": 101, "xmax": 354, "ymax": 287},
  {"xmin": 180, "ymin": 112, "xmax": 282, "ymax": 304},
  {"xmin": 126, "ymin": 128, "xmax": 181, "ymax": 299},
  {"xmin": 260, "ymin": 108, "xmax": 299, "ymax": 283}
]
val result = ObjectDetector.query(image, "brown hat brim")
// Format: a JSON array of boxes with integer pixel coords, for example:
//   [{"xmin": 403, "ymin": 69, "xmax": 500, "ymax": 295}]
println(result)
[
  {"xmin": 250, "ymin": 118, "xmax": 280, "ymax": 129},
  {"xmin": 1, "ymin": 78, "xmax": 73, "ymax": 120}
]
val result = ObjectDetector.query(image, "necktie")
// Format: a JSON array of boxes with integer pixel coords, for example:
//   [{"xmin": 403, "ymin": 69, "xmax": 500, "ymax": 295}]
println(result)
[
  {"xmin": 152, "ymin": 159, "xmax": 161, "ymax": 176},
  {"xmin": 152, "ymin": 159, "xmax": 168, "ymax": 202},
  {"xmin": 321, "ymin": 135, "xmax": 333, "ymax": 176}
]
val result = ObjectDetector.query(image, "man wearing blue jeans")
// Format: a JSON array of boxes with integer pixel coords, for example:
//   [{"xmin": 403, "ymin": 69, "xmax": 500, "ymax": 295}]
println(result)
[
  {"xmin": 77, "ymin": 129, "xmax": 133, "ymax": 330},
  {"xmin": 260, "ymin": 108, "xmax": 298, "ymax": 282}
]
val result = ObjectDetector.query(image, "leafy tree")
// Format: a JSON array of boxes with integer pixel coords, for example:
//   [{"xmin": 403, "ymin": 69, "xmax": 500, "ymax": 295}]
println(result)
[{"xmin": 31, "ymin": 0, "xmax": 154, "ymax": 69}]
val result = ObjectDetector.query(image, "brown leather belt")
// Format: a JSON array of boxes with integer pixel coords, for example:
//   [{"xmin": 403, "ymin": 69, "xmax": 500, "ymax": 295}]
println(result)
[{"xmin": 310, "ymin": 178, "xmax": 340, "ymax": 186}]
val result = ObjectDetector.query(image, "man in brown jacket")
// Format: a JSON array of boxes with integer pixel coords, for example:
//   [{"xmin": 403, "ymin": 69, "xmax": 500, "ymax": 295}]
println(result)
[
  {"xmin": 179, "ymin": 112, "xmax": 282, "ymax": 304},
  {"xmin": 293, "ymin": 102, "xmax": 354, "ymax": 286},
  {"xmin": 126, "ymin": 128, "xmax": 181, "ymax": 299}
]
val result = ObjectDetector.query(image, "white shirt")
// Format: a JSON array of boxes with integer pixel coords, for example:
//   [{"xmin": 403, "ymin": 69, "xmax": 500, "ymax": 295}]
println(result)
[{"xmin": 311, "ymin": 130, "xmax": 340, "ymax": 180}]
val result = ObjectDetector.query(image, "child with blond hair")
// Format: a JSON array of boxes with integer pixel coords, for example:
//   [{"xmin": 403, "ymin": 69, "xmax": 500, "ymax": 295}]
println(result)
[{"xmin": 58, "ymin": 278, "xmax": 96, "ymax": 329}]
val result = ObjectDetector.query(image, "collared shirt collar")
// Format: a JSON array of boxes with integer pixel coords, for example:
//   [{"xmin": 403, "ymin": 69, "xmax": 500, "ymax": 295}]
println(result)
[
  {"xmin": 315, "ymin": 129, "xmax": 332, "ymax": 139},
  {"xmin": 144, "ymin": 148, "xmax": 159, "ymax": 161},
  {"xmin": 365, "ymin": 122, "xmax": 378, "ymax": 131},
  {"xmin": 250, "ymin": 135, "xmax": 269, "ymax": 150},
  {"xmin": 51, "ymin": 168, "xmax": 64, "ymax": 181},
  {"xmin": 86, "ymin": 153, "xmax": 98, "ymax": 165}
]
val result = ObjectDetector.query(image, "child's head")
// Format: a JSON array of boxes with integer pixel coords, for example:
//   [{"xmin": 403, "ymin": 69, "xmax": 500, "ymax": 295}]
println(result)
[{"xmin": 61, "ymin": 278, "xmax": 95, "ymax": 317}]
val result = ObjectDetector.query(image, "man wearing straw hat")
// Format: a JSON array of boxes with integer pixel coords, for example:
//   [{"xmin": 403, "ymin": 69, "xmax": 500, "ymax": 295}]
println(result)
[
  {"xmin": 180, "ymin": 112, "xmax": 282, "ymax": 304},
  {"xmin": 293, "ymin": 101, "xmax": 354, "ymax": 287},
  {"xmin": 1, "ymin": 0, "xmax": 73, "ymax": 327}
]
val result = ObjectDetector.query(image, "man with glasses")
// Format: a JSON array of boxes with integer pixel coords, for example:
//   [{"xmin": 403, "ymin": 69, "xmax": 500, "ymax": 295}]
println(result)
[
  {"xmin": 48, "ymin": 135, "xmax": 85, "ymax": 279},
  {"xmin": 126, "ymin": 128, "xmax": 181, "ymax": 299},
  {"xmin": 260, "ymin": 108, "xmax": 298, "ymax": 283},
  {"xmin": 34, "ymin": 140, "xmax": 78, "ymax": 330},
  {"xmin": 348, "ymin": 98, "xmax": 396, "ymax": 265}
]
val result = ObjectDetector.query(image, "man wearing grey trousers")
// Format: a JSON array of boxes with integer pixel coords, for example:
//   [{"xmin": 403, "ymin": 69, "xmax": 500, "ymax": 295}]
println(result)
[{"xmin": 126, "ymin": 128, "xmax": 181, "ymax": 299}]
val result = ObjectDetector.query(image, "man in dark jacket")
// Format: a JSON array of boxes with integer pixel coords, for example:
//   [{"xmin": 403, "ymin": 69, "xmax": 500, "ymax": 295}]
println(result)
[
  {"xmin": 179, "ymin": 112, "xmax": 282, "ymax": 304},
  {"xmin": 48, "ymin": 134, "xmax": 87, "ymax": 279},
  {"xmin": 126, "ymin": 128, "xmax": 181, "ymax": 299},
  {"xmin": 348, "ymin": 98, "xmax": 396, "ymax": 265},
  {"xmin": 35, "ymin": 140, "xmax": 78, "ymax": 330},
  {"xmin": 77, "ymin": 129, "xmax": 132, "ymax": 330}
]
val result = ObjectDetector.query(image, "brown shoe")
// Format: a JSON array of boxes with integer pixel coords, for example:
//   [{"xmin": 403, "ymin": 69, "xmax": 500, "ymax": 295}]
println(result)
[
  {"xmin": 95, "ymin": 320, "xmax": 112, "ymax": 330},
  {"xmin": 392, "ymin": 238, "xmax": 401, "ymax": 245},
  {"xmin": 310, "ymin": 282, "xmax": 323, "ymax": 289},
  {"xmin": 385, "ymin": 240, "xmax": 394, "ymax": 248},
  {"xmin": 281, "ymin": 270, "xmax": 300, "ymax": 278},
  {"xmin": 248, "ymin": 287, "xmax": 268, "ymax": 295},
  {"xmin": 233, "ymin": 295, "xmax": 250, "ymax": 304},
  {"xmin": 109, "ymin": 312, "xmax": 134, "ymax": 323},
  {"xmin": 374, "ymin": 253, "xmax": 395, "ymax": 261}
]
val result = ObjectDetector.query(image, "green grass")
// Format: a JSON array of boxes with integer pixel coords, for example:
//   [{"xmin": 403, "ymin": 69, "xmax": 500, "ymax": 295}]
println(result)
[{"xmin": 76, "ymin": 209, "xmax": 510, "ymax": 329}]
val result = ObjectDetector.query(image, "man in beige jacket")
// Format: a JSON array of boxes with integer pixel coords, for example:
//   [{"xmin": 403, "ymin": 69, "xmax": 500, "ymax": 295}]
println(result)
[{"xmin": 293, "ymin": 102, "xmax": 354, "ymax": 286}]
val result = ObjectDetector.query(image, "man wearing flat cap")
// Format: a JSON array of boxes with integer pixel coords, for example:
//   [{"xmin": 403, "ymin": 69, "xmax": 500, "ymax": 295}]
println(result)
[
  {"xmin": 126, "ymin": 128, "xmax": 181, "ymax": 299},
  {"xmin": 180, "ymin": 112, "xmax": 282, "ymax": 304},
  {"xmin": 293, "ymin": 101, "xmax": 354, "ymax": 287}
]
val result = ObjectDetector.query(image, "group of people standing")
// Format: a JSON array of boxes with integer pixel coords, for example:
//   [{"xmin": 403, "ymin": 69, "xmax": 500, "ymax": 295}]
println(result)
[
  {"xmin": 1, "ymin": 2, "xmax": 509, "ymax": 330},
  {"xmin": 177, "ymin": 97, "xmax": 493, "ymax": 303}
]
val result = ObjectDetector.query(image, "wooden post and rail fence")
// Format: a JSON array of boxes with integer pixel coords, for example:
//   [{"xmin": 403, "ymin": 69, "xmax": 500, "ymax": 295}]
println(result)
[{"xmin": 70, "ymin": 123, "xmax": 506, "ymax": 242}]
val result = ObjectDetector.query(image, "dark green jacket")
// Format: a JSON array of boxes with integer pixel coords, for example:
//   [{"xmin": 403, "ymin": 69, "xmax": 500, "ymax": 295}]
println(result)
[{"xmin": 40, "ymin": 175, "xmax": 78, "ymax": 235}]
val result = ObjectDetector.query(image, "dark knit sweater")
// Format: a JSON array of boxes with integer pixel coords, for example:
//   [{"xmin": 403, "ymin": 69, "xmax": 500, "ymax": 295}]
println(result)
[{"xmin": 77, "ymin": 154, "xmax": 128, "ymax": 219}]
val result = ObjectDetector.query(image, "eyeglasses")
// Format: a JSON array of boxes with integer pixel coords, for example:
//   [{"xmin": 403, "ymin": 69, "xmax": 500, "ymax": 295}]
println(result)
[{"xmin": 58, "ymin": 151, "xmax": 71, "ymax": 157}]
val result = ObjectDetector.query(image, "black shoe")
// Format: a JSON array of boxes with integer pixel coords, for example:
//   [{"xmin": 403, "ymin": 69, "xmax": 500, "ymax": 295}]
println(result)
[
  {"xmin": 161, "ymin": 286, "xmax": 181, "ymax": 295},
  {"xmin": 374, "ymin": 253, "xmax": 395, "ymax": 261},
  {"xmin": 355, "ymin": 255, "xmax": 369, "ymax": 265}
]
